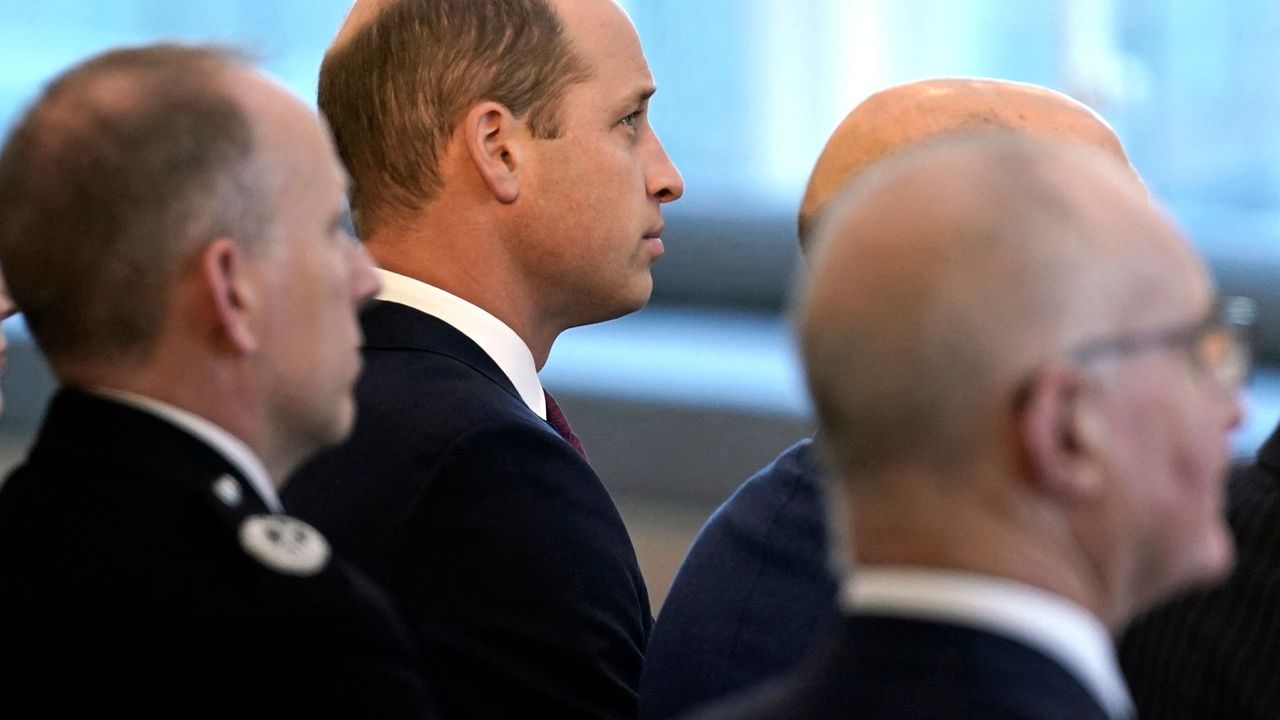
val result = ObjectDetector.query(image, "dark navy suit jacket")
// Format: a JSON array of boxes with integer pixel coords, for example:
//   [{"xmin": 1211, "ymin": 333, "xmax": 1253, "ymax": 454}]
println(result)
[
  {"xmin": 640, "ymin": 440, "xmax": 838, "ymax": 720},
  {"xmin": 0, "ymin": 389, "xmax": 435, "ymax": 719},
  {"xmin": 689, "ymin": 615, "xmax": 1112, "ymax": 720},
  {"xmin": 285, "ymin": 300, "xmax": 652, "ymax": 719},
  {"xmin": 1119, "ymin": 422, "xmax": 1280, "ymax": 719}
]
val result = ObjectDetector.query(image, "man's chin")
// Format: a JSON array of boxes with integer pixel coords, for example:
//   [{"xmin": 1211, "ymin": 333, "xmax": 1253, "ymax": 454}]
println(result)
[
  {"xmin": 318, "ymin": 398, "xmax": 358, "ymax": 450},
  {"xmin": 574, "ymin": 281, "xmax": 652, "ymax": 328},
  {"xmin": 1130, "ymin": 524, "xmax": 1235, "ymax": 621},
  {"xmin": 1199, "ymin": 523, "xmax": 1237, "ymax": 584},
  {"xmin": 1172, "ymin": 524, "xmax": 1237, "ymax": 597}
]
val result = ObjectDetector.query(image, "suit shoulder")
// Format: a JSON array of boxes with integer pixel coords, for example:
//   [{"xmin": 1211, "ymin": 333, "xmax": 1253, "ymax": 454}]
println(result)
[{"xmin": 353, "ymin": 345, "xmax": 534, "ymax": 440}]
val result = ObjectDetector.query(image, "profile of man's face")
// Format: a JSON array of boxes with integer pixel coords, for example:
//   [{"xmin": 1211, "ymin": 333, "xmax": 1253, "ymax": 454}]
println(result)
[
  {"xmin": 1085, "ymin": 236, "xmax": 1241, "ymax": 614},
  {"xmin": 512, "ymin": 0, "xmax": 684, "ymax": 327},
  {"xmin": 239, "ymin": 74, "xmax": 380, "ymax": 462}
]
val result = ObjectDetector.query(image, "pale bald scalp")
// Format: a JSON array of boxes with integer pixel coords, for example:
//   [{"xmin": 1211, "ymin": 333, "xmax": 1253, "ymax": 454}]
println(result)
[
  {"xmin": 797, "ymin": 77, "xmax": 1134, "ymax": 249},
  {"xmin": 799, "ymin": 133, "xmax": 1195, "ymax": 479}
]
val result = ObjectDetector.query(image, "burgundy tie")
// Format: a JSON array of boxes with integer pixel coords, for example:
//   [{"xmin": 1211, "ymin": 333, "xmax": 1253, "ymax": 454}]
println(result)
[{"xmin": 543, "ymin": 390, "xmax": 587, "ymax": 460}]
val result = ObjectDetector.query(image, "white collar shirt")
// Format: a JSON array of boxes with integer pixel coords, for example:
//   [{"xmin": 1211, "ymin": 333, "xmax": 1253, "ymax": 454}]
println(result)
[
  {"xmin": 91, "ymin": 387, "xmax": 284, "ymax": 513},
  {"xmin": 375, "ymin": 268, "xmax": 546, "ymax": 419},
  {"xmin": 841, "ymin": 566, "xmax": 1135, "ymax": 720}
]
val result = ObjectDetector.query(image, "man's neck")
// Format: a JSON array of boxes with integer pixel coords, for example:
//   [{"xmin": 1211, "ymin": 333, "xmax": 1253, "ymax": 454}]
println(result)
[
  {"xmin": 848, "ymin": 478, "xmax": 1115, "ymax": 630},
  {"xmin": 59, "ymin": 357, "xmax": 293, "ymax": 485},
  {"xmin": 367, "ymin": 234, "xmax": 560, "ymax": 367}
]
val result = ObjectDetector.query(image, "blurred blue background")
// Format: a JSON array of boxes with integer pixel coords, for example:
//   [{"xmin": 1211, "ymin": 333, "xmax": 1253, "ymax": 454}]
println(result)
[{"xmin": 3, "ymin": 0, "xmax": 1279, "ymax": 602}]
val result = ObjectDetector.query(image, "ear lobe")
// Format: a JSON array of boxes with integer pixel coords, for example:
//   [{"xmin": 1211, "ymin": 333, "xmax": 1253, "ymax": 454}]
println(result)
[
  {"xmin": 1019, "ymin": 362, "xmax": 1105, "ymax": 502},
  {"xmin": 464, "ymin": 102, "xmax": 522, "ymax": 204},
  {"xmin": 200, "ymin": 238, "xmax": 258, "ymax": 353}
]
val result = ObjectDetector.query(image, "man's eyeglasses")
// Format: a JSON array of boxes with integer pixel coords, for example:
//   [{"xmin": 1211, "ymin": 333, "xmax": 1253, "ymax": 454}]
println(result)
[{"xmin": 1068, "ymin": 296, "xmax": 1257, "ymax": 390}]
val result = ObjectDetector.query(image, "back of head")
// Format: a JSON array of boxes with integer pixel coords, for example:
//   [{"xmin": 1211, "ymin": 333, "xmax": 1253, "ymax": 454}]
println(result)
[
  {"xmin": 0, "ymin": 45, "xmax": 265, "ymax": 373},
  {"xmin": 801, "ymin": 133, "xmax": 1242, "ymax": 624},
  {"xmin": 797, "ymin": 77, "xmax": 1133, "ymax": 250},
  {"xmin": 800, "ymin": 132, "xmax": 1165, "ymax": 482},
  {"xmin": 320, "ymin": 0, "xmax": 591, "ymax": 238}
]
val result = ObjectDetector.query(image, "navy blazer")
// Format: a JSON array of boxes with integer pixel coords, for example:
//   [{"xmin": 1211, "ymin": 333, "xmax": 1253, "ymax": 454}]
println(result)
[
  {"xmin": 0, "ymin": 389, "xmax": 435, "ymax": 718},
  {"xmin": 640, "ymin": 440, "xmax": 838, "ymax": 719},
  {"xmin": 1119, "ymin": 421, "xmax": 1280, "ymax": 719},
  {"xmin": 689, "ymin": 615, "xmax": 1112, "ymax": 720},
  {"xmin": 285, "ymin": 300, "xmax": 652, "ymax": 719}
]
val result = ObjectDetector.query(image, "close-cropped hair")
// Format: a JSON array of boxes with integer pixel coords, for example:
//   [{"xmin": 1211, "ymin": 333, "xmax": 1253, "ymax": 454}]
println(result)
[
  {"xmin": 320, "ymin": 0, "xmax": 592, "ymax": 237},
  {"xmin": 0, "ymin": 44, "xmax": 268, "ymax": 367}
]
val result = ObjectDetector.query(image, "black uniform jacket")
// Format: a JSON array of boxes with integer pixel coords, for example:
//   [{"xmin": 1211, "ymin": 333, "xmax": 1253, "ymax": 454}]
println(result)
[{"xmin": 0, "ymin": 388, "xmax": 436, "ymax": 719}]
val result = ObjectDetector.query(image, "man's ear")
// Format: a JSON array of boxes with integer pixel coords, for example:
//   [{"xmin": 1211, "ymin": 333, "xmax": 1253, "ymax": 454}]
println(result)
[
  {"xmin": 1019, "ymin": 362, "xmax": 1107, "ymax": 502},
  {"xmin": 199, "ymin": 237, "xmax": 258, "ymax": 353},
  {"xmin": 463, "ymin": 101, "xmax": 523, "ymax": 204}
]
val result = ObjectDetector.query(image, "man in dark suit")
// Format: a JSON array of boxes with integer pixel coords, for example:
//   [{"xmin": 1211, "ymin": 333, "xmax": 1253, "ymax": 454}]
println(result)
[
  {"xmin": 693, "ymin": 133, "xmax": 1248, "ymax": 719},
  {"xmin": 0, "ymin": 45, "xmax": 435, "ymax": 717},
  {"xmin": 1118, "ymin": 436, "xmax": 1280, "ymax": 719},
  {"xmin": 641, "ymin": 78, "xmax": 1139, "ymax": 720},
  {"xmin": 283, "ymin": 0, "xmax": 684, "ymax": 717}
]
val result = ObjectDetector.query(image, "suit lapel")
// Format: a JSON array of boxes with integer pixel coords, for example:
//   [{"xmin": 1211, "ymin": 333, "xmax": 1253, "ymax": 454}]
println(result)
[{"xmin": 360, "ymin": 299, "xmax": 525, "ymax": 407}]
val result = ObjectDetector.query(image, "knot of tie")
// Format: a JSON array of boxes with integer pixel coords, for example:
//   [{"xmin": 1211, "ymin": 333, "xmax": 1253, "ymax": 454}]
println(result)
[{"xmin": 543, "ymin": 390, "xmax": 587, "ymax": 461}]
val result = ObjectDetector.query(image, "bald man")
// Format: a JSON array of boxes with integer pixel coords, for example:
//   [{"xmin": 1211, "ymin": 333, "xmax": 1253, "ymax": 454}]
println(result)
[
  {"xmin": 640, "ymin": 78, "xmax": 1139, "ymax": 720},
  {"xmin": 699, "ymin": 133, "xmax": 1247, "ymax": 720},
  {"xmin": 282, "ymin": 1, "xmax": 682, "ymax": 717}
]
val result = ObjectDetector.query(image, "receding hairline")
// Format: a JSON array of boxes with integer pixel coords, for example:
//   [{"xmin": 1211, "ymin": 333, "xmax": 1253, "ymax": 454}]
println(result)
[
  {"xmin": 0, "ymin": 44, "xmax": 275, "ymax": 370},
  {"xmin": 328, "ymin": 0, "xmax": 394, "ymax": 56},
  {"xmin": 32, "ymin": 45, "xmax": 249, "ymax": 130},
  {"xmin": 317, "ymin": 0, "xmax": 598, "ymax": 237}
]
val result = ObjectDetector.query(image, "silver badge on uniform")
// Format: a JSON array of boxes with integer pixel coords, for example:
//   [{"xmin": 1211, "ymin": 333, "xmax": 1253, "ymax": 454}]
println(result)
[
  {"xmin": 238, "ymin": 515, "xmax": 331, "ymax": 577},
  {"xmin": 212, "ymin": 474, "xmax": 242, "ymax": 507}
]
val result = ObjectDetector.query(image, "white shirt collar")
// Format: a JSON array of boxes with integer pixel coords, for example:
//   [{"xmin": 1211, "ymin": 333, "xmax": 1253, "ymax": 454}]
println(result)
[
  {"xmin": 90, "ymin": 387, "xmax": 283, "ymax": 513},
  {"xmin": 375, "ymin": 268, "xmax": 546, "ymax": 419},
  {"xmin": 842, "ymin": 567, "xmax": 1134, "ymax": 720}
]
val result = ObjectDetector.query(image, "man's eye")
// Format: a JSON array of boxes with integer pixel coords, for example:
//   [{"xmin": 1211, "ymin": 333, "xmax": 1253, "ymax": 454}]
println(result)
[{"xmin": 620, "ymin": 110, "xmax": 641, "ymax": 129}]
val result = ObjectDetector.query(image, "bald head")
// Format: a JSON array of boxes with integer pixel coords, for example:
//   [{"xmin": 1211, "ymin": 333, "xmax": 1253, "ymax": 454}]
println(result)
[
  {"xmin": 798, "ymin": 78, "xmax": 1133, "ymax": 249},
  {"xmin": 800, "ymin": 133, "xmax": 1201, "ymax": 479}
]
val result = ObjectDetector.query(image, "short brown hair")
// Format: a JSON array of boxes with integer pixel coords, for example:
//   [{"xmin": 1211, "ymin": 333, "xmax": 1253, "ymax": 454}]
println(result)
[
  {"xmin": 320, "ymin": 0, "xmax": 591, "ymax": 236},
  {"xmin": 0, "ymin": 44, "xmax": 268, "ymax": 367}
]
